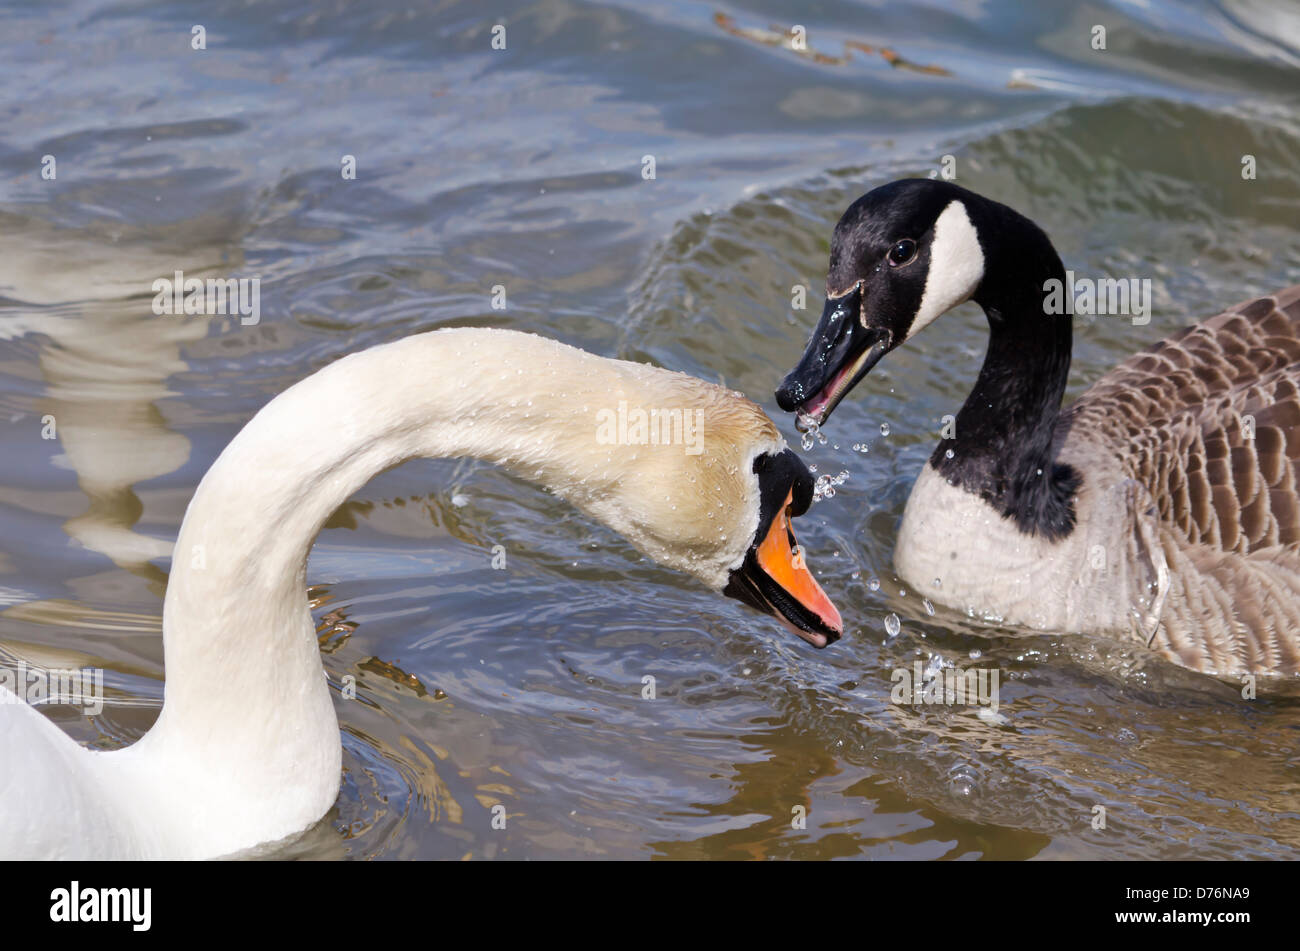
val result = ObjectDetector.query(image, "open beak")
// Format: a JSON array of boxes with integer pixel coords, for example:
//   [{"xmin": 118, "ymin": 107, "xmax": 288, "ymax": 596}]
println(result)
[
  {"xmin": 775, "ymin": 282, "xmax": 890, "ymax": 428},
  {"xmin": 724, "ymin": 491, "xmax": 843, "ymax": 648}
]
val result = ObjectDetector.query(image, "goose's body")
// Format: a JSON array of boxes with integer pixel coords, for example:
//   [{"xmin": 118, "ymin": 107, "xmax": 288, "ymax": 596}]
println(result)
[
  {"xmin": 777, "ymin": 178, "xmax": 1300, "ymax": 677},
  {"xmin": 1, "ymin": 328, "xmax": 841, "ymax": 859},
  {"xmin": 897, "ymin": 286, "xmax": 1300, "ymax": 674}
]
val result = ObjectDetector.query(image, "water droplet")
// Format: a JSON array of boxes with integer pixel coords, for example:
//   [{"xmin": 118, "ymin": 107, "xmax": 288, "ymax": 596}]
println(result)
[
  {"xmin": 945, "ymin": 448, "xmax": 954, "ymax": 459},
  {"xmin": 812, "ymin": 470, "xmax": 849, "ymax": 503},
  {"xmin": 798, "ymin": 414, "xmax": 829, "ymax": 449},
  {"xmin": 923, "ymin": 654, "xmax": 947, "ymax": 680},
  {"xmin": 884, "ymin": 613, "xmax": 901, "ymax": 637},
  {"xmin": 933, "ymin": 577, "xmax": 942, "ymax": 589},
  {"xmin": 923, "ymin": 598, "xmax": 934, "ymax": 616},
  {"xmin": 947, "ymin": 764, "xmax": 979, "ymax": 797},
  {"xmin": 879, "ymin": 422, "xmax": 891, "ymax": 436},
  {"xmin": 867, "ymin": 576, "xmax": 880, "ymax": 592},
  {"xmin": 968, "ymin": 648, "xmax": 982, "ymax": 660}
]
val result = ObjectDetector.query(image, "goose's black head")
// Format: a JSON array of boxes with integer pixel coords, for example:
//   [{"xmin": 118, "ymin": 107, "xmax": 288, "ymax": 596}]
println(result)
[
  {"xmin": 775, "ymin": 178, "xmax": 1080, "ymax": 542},
  {"xmin": 776, "ymin": 179, "xmax": 992, "ymax": 425}
]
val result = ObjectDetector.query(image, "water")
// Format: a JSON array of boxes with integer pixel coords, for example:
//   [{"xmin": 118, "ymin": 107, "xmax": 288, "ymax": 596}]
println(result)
[
  {"xmin": 2, "ymin": 0, "xmax": 1300, "ymax": 859},
  {"xmin": 812, "ymin": 469, "xmax": 849, "ymax": 502}
]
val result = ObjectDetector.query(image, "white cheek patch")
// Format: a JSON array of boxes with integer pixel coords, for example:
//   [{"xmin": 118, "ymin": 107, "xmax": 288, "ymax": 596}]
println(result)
[{"xmin": 906, "ymin": 200, "xmax": 985, "ymax": 342}]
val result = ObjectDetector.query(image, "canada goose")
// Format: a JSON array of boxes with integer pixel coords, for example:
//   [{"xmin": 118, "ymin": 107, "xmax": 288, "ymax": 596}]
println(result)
[
  {"xmin": 0, "ymin": 328, "xmax": 842, "ymax": 859},
  {"xmin": 775, "ymin": 178, "xmax": 1300, "ymax": 678}
]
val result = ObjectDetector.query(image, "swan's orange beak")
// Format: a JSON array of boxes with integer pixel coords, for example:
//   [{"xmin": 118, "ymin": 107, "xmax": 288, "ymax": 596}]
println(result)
[
  {"xmin": 753, "ymin": 492, "xmax": 843, "ymax": 647},
  {"xmin": 723, "ymin": 450, "xmax": 843, "ymax": 649}
]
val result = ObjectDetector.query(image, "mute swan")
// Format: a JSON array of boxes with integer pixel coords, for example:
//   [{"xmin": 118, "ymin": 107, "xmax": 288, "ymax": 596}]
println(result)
[
  {"xmin": 775, "ymin": 177, "xmax": 1300, "ymax": 677},
  {"xmin": 1, "ymin": 327, "xmax": 842, "ymax": 859}
]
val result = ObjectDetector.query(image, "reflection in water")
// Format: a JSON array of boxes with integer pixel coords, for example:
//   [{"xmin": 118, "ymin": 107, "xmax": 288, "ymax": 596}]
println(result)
[{"xmin": 0, "ymin": 225, "xmax": 233, "ymax": 716}]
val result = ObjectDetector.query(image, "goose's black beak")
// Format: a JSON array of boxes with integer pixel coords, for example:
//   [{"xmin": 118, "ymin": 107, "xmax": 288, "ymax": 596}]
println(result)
[
  {"xmin": 775, "ymin": 282, "xmax": 890, "ymax": 428},
  {"xmin": 724, "ymin": 450, "xmax": 842, "ymax": 648}
]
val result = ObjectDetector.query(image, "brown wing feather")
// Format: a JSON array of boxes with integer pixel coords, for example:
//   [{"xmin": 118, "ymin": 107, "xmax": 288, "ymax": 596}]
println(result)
[{"xmin": 1067, "ymin": 285, "xmax": 1300, "ymax": 558}]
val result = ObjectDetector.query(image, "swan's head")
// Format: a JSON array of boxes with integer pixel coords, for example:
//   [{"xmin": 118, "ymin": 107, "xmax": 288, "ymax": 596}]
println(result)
[
  {"xmin": 718, "ymin": 445, "xmax": 843, "ymax": 648},
  {"xmin": 775, "ymin": 178, "xmax": 991, "ymax": 426},
  {"xmin": 559, "ymin": 366, "xmax": 843, "ymax": 648}
]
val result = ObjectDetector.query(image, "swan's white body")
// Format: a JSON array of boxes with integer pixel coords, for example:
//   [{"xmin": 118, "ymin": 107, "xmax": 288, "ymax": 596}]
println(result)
[{"xmin": 0, "ymin": 328, "xmax": 786, "ymax": 859}]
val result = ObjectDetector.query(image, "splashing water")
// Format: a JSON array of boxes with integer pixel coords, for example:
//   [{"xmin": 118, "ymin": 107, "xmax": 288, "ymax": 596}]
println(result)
[
  {"xmin": 923, "ymin": 653, "xmax": 949, "ymax": 681},
  {"xmin": 947, "ymin": 764, "xmax": 979, "ymax": 797},
  {"xmin": 812, "ymin": 469, "xmax": 850, "ymax": 502},
  {"xmin": 798, "ymin": 414, "xmax": 829, "ymax": 450}
]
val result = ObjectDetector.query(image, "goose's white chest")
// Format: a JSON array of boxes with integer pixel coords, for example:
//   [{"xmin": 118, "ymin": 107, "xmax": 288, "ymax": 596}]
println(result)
[{"xmin": 894, "ymin": 461, "xmax": 1163, "ymax": 638}]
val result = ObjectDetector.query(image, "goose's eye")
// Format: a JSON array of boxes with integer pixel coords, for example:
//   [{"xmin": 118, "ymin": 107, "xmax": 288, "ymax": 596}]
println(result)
[{"xmin": 887, "ymin": 239, "xmax": 917, "ymax": 267}]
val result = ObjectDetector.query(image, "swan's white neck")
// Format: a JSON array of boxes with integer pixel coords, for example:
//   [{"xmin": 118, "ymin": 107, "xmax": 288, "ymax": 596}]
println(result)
[{"xmin": 96, "ymin": 328, "xmax": 762, "ymax": 858}]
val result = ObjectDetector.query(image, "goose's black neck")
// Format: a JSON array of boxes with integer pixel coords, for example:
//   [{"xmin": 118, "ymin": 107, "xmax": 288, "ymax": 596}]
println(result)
[{"xmin": 931, "ymin": 198, "xmax": 1079, "ymax": 540}]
